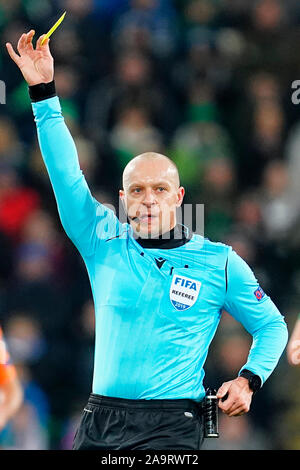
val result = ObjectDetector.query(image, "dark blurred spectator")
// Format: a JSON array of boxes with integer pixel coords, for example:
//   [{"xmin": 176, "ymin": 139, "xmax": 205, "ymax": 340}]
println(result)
[
  {"xmin": 112, "ymin": 0, "xmax": 179, "ymax": 59},
  {"xmin": 239, "ymin": 100, "xmax": 286, "ymax": 188},
  {"xmin": 0, "ymin": 117, "xmax": 24, "ymax": 165},
  {"xmin": 3, "ymin": 314, "xmax": 47, "ymax": 367},
  {"xmin": 171, "ymin": 27, "xmax": 217, "ymax": 100},
  {"xmin": 0, "ymin": 229, "xmax": 13, "ymax": 284},
  {"xmin": 5, "ymin": 251, "xmax": 68, "ymax": 334},
  {"xmin": 28, "ymin": 123, "xmax": 99, "ymax": 183},
  {"xmin": 56, "ymin": 0, "xmax": 111, "ymax": 81},
  {"xmin": 0, "ymin": 165, "xmax": 40, "ymax": 242},
  {"xmin": 225, "ymin": 233, "xmax": 257, "ymax": 267},
  {"xmin": 170, "ymin": 79, "xmax": 234, "ymax": 199},
  {"xmin": 258, "ymin": 160, "xmax": 299, "ymax": 241},
  {"xmin": 240, "ymin": 0, "xmax": 297, "ymax": 72},
  {"xmin": 0, "ymin": 363, "xmax": 49, "ymax": 450},
  {"xmin": 96, "ymin": 0, "xmax": 129, "ymax": 20},
  {"xmin": 110, "ymin": 102, "xmax": 164, "ymax": 167},
  {"xmin": 84, "ymin": 49, "xmax": 180, "ymax": 153},
  {"xmin": 248, "ymin": 71, "xmax": 281, "ymax": 105},
  {"xmin": 15, "ymin": 244, "xmax": 53, "ymax": 284},
  {"xmin": 49, "ymin": 25, "xmax": 83, "ymax": 69},
  {"xmin": 252, "ymin": 0, "xmax": 287, "ymax": 33},
  {"xmin": 233, "ymin": 192, "xmax": 264, "ymax": 242},
  {"xmin": 71, "ymin": 299, "xmax": 95, "ymax": 402},
  {"xmin": 199, "ymin": 156, "xmax": 236, "ymax": 241},
  {"xmin": 60, "ymin": 408, "xmax": 81, "ymax": 450},
  {"xmin": 285, "ymin": 118, "xmax": 300, "ymax": 203}
]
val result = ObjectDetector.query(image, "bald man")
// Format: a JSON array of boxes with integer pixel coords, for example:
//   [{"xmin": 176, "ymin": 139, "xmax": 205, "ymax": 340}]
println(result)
[{"xmin": 6, "ymin": 32, "xmax": 288, "ymax": 450}]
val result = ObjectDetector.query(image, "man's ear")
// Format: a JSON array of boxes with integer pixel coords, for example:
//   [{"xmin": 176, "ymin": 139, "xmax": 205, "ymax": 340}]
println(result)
[
  {"xmin": 176, "ymin": 186, "xmax": 185, "ymax": 207},
  {"xmin": 119, "ymin": 189, "xmax": 126, "ymax": 209}
]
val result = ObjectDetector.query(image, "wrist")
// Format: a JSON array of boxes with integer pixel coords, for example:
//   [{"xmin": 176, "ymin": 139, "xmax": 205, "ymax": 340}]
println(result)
[
  {"xmin": 29, "ymin": 80, "xmax": 56, "ymax": 103},
  {"xmin": 28, "ymin": 79, "xmax": 53, "ymax": 87},
  {"xmin": 236, "ymin": 376, "xmax": 252, "ymax": 390},
  {"xmin": 236, "ymin": 376, "xmax": 249, "ymax": 385},
  {"xmin": 239, "ymin": 369, "xmax": 262, "ymax": 393}
]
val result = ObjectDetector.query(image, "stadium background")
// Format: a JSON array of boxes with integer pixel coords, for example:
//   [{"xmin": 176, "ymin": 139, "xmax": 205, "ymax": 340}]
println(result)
[{"xmin": 0, "ymin": 0, "xmax": 299, "ymax": 450}]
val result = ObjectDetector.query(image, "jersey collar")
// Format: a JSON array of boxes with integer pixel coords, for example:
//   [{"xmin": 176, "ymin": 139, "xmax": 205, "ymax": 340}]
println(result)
[{"xmin": 132, "ymin": 224, "xmax": 192, "ymax": 250}]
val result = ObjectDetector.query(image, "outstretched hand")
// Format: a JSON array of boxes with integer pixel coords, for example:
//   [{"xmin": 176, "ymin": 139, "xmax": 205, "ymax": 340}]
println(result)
[{"xmin": 6, "ymin": 30, "xmax": 54, "ymax": 86}]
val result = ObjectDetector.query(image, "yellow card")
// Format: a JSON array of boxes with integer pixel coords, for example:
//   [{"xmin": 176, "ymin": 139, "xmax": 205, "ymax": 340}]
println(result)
[{"xmin": 41, "ymin": 11, "xmax": 66, "ymax": 45}]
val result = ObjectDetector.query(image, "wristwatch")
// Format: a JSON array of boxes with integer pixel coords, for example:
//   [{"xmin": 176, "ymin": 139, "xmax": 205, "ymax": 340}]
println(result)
[{"xmin": 239, "ymin": 369, "xmax": 262, "ymax": 393}]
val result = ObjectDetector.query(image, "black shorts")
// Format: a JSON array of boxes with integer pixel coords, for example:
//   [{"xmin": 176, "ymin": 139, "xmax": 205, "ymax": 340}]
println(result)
[{"xmin": 72, "ymin": 393, "xmax": 205, "ymax": 450}]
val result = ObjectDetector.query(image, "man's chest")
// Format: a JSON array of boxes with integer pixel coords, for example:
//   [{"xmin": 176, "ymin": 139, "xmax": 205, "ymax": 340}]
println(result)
[{"xmin": 92, "ymin": 242, "xmax": 226, "ymax": 328}]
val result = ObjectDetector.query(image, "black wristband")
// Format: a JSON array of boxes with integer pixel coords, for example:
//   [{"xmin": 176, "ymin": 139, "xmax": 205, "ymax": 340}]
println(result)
[
  {"xmin": 239, "ymin": 369, "xmax": 262, "ymax": 393},
  {"xmin": 29, "ymin": 80, "xmax": 56, "ymax": 103}
]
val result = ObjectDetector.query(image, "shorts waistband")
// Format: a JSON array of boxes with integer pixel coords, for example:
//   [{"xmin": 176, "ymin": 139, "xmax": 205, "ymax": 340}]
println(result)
[{"xmin": 88, "ymin": 393, "xmax": 203, "ymax": 412}]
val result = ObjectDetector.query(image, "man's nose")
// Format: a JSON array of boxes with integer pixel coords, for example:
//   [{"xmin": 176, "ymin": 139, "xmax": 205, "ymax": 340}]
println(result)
[{"xmin": 142, "ymin": 188, "xmax": 156, "ymax": 206}]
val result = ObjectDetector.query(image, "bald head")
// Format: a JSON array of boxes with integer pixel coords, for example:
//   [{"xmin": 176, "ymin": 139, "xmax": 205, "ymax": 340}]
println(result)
[
  {"xmin": 119, "ymin": 152, "xmax": 184, "ymax": 238},
  {"xmin": 122, "ymin": 152, "xmax": 180, "ymax": 190}
]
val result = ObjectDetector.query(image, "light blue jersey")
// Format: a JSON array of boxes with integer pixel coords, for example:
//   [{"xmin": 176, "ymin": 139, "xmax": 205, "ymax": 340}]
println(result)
[{"xmin": 32, "ymin": 96, "xmax": 288, "ymax": 402}]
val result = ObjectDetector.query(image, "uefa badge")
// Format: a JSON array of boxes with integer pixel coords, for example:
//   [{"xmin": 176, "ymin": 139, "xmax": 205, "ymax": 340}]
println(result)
[
  {"xmin": 170, "ymin": 275, "xmax": 201, "ymax": 311},
  {"xmin": 254, "ymin": 286, "xmax": 265, "ymax": 301}
]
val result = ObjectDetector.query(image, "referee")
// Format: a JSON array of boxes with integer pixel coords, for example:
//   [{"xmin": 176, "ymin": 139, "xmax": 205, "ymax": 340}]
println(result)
[{"xmin": 6, "ymin": 32, "xmax": 288, "ymax": 451}]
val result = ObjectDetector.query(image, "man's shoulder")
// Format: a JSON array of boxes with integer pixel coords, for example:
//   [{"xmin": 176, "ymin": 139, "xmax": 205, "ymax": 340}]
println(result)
[
  {"xmin": 189, "ymin": 234, "xmax": 232, "ymax": 268},
  {"xmin": 192, "ymin": 233, "xmax": 231, "ymax": 255}
]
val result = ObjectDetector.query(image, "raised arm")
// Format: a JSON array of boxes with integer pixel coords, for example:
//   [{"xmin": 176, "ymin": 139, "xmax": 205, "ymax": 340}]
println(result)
[{"xmin": 6, "ymin": 31, "xmax": 120, "ymax": 257}]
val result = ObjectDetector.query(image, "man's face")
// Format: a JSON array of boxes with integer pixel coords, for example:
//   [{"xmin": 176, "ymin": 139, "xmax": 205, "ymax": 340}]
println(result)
[{"xmin": 119, "ymin": 158, "xmax": 184, "ymax": 238}]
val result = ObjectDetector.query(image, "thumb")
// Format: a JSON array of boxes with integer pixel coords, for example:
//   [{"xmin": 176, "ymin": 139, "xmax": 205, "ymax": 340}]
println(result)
[
  {"xmin": 216, "ymin": 381, "xmax": 232, "ymax": 399},
  {"xmin": 36, "ymin": 34, "xmax": 48, "ymax": 50}
]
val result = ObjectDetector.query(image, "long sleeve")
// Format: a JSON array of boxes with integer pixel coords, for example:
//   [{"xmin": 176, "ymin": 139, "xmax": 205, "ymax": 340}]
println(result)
[
  {"xmin": 223, "ymin": 248, "xmax": 288, "ymax": 385},
  {"xmin": 32, "ymin": 95, "xmax": 120, "ymax": 258}
]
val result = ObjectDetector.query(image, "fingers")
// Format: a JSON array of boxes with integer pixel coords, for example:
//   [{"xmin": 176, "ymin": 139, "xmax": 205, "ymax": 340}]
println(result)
[
  {"xmin": 15, "ymin": 30, "xmax": 35, "ymax": 57},
  {"xmin": 220, "ymin": 399, "xmax": 249, "ymax": 416},
  {"xmin": 218, "ymin": 388, "xmax": 251, "ymax": 416},
  {"xmin": 217, "ymin": 382, "xmax": 235, "ymax": 413},
  {"xmin": 216, "ymin": 381, "xmax": 231, "ymax": 400},
  {"xmin": 17, "ymin": 33, "xmax": 27, "ymax": 55},
  {"xmin": 217, "ymin": 377, "xmax": 253, "ymax": 417},
  {"xmin": 221, "ymin": 396, "xmax": 248, "ymax": 414},
  {"xmin": 227, "ymin": 405, "xmax": 247, "ymax": 417},
  {"xmin": 218, "ymin": 393, "xmax": 236, "ymax": 413},
  {"xmin": 25, "ymin": 30, "xmax": 35, "ymax": 50},
  {"xmin": 6, "ymin": 42, "xmax": 21, "ymax": 66},
  {"xmin": 36, "ymin": 34, "xmax": 49, "ymax": 50}
]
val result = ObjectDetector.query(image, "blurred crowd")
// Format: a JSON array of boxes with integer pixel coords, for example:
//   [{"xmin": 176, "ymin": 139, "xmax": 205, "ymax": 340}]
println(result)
[{"xmin": 0, "ymin": 0, "xmax": 299, "ymax": 450}]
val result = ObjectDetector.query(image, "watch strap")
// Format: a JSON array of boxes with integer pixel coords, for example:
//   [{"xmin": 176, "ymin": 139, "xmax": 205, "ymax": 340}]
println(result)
[{"xmin": 239, "ymin": 369, "xmax": 262, "ymax": 393}]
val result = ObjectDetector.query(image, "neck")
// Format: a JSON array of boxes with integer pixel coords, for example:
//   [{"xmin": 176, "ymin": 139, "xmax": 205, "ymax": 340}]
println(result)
[{"xmin": 135, "ymin": 224, "xmax": 191, "ymax": 249}]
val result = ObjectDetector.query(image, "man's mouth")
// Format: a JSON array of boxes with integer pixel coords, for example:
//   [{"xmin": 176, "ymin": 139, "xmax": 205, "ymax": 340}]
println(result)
[{"xmin": 131, "ymin": 214, "xmax": 158, "ymax": 223}]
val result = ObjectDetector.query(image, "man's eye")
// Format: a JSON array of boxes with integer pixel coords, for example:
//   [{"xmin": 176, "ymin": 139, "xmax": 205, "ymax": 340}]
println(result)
[
  {"xmin": 133, "ymin": 188, "xmax": 142, "ymax": 193},
  {"xmin": 157, "ymin": 187, "xmax": 166, "ymax": 192}
]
